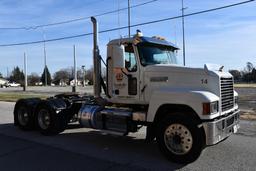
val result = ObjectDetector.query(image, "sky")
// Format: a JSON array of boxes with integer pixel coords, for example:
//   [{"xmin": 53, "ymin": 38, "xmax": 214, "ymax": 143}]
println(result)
[{"xmin": 0, "ymin": 0, "xmax": 255, "ymax": 76}]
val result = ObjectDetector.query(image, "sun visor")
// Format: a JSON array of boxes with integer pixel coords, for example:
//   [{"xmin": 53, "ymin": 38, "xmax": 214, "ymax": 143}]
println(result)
[{"xmin": 138, "ymin": 36, "xmax": 179, "ymax": 50}]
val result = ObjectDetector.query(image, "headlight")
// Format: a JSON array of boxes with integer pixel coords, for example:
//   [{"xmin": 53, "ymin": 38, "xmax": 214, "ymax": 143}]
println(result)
[
  {"xmin": 203, "ymin": 101, "xmax": 219, "ymax": 115},
  {"xmin": 235, "ymin": 96, "xmax": 238, "ymax": 106}
]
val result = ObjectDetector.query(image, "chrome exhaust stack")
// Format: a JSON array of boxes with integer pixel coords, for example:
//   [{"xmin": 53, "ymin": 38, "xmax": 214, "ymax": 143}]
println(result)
[{"xmin": 91, "ymin": 17, "xmax": 101, "ymax": 98}]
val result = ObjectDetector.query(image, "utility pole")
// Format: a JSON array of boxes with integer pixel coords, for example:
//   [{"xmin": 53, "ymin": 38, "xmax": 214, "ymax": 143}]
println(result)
[
  {"xmin": 82, "ymin": 65, "xmax": 85, "ymax": 87},
  {"xmin": 40, "ymin": 28, "xmax": 48, "ymax": 86},
  {"xmin": 43, "ymin": 39, "xmax": 47, "ymax": 86},
  {"xmin": 181, "ymin": 0, "xmax": 187, "ymax": 66},
  {"xmin": 72, "ymin": 45, "xmax": 77, "ymax": 92},
  {"xmin": 6, "ymin": 67, "xmax": 9, "ymax": 78},
  {"xmin": 23, "ymin": 53, "xmax": 27, "ymax": 91},
  {"xmin": 128, "ymin": 0, "xmax": 131, "ymax": 38}
]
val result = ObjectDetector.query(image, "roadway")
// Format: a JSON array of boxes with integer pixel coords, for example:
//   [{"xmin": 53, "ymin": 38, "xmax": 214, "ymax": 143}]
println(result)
[{"xmin": 0, "ymin": 101, "xmax": 255, "ymax": 171}]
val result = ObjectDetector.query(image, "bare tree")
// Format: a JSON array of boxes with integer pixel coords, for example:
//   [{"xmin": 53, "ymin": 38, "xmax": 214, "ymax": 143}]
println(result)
[
  {"xmin": 53, "ymin": 69, "xmax": 70, "ymax": 85},
  {"xmin": 85, "ymin": 66, "xmax": 93, "ymax": 85},
  {"xmin": 229, "ymin": 70, "xmax": 241, "ymax": 82},
  {"xmin": 28, "ymin": 73, "xmax": 40, "ymax": 86}
]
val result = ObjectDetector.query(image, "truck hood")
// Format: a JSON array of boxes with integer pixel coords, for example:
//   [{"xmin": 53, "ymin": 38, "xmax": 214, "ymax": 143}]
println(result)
[
  {"xmin": 143, "ymin": 64, "xmax": 233, "ymax": 103},
  {"xmin": 144, "ymin": 64, "xmax": 232, "ymax": 78}
]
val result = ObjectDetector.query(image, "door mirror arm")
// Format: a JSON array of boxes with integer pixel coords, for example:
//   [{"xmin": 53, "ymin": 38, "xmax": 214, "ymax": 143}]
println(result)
[{"xmin": 121, "ymin": 68, "xmax": 131, "ymax": 78}]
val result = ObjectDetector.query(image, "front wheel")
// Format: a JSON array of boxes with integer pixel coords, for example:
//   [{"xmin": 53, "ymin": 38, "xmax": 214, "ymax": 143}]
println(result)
[{"xmin": 156, "ymin": 113, "xmax": 205, "ymax": 164}]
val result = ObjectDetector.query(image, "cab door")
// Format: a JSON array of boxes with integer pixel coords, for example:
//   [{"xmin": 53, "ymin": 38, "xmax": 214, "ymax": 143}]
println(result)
[
  {"xmin": 113, "ymin": 43, "xmax": 141, "ymax": 103},
  {"xmin": 108, "ymin": 43, "xmax": 141, "ymax": 103},
  {"xmin": 124, "ymin": 43, "xmax": 140, "ymax": 98}
]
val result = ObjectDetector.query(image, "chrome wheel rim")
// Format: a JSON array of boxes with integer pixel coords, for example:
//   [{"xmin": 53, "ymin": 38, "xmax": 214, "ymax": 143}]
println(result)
[
  {"xmin": 17, "ymin": 107, "xmax": 29, "ymax": 126},
  {"xmin": 164, "ymin": 123, "xmax": 193, "ymax": 155},
  {"xmin": 38, "ymin": 109, "xmax": 50, "ymax": 130}
]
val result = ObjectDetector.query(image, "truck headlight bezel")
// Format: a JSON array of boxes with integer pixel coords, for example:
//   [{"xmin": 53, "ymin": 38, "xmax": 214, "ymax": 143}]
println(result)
[
  {"xmin": 235, "ymin": 96, "xmax": 238, "ymax": 106},
  {"xmin": 203, "ymin": 101, "xmax": 219, "ymax": 115}
]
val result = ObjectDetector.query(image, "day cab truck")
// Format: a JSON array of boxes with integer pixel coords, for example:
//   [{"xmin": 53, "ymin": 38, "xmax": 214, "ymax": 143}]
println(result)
[{"xmin": 14, "ymin": 17, "xmax": 240, "ymax": 163}]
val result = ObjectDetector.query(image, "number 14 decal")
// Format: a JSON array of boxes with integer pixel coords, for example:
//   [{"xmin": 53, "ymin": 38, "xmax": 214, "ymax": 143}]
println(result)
[{"xmin": 201, "ymin": 79, "xmax": 208, "ymax": 84}]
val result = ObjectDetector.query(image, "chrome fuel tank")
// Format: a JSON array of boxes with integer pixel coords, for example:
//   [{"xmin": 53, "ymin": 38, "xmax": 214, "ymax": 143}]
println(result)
[{"xmin": 78, "ymin": 105, "xmax": 103, "ymax": 129}]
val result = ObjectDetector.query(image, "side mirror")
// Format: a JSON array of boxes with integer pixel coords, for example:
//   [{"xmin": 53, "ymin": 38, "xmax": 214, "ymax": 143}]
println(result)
[
  {"xmin": 112, "ymin": 45, "xmax": 125, "ymax": 68},
  {"xmin": 125, "ymin": 59, "xmax": 131, "ymax": 68}
]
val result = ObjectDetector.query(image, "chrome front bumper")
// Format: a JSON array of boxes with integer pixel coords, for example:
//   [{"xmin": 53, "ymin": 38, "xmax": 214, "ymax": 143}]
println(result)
[{"xmin": 202, "ymin": 109, "xmax": 240, "ymax": 146}]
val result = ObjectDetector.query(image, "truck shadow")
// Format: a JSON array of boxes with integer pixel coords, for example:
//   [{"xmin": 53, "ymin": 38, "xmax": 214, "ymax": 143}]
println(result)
[{"xmin": 0, "ymin": 123, "xmax": 186, "ymax": 170}]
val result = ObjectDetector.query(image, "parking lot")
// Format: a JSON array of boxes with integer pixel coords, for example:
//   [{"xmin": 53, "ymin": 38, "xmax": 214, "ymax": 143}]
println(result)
[{"xmin": 0, "ymin": 86, "xmax": 256, "ymax": 170}]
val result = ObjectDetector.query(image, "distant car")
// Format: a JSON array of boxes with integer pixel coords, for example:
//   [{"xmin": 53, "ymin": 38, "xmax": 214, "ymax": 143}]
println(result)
[
  {"xmin": 0, "ymin": 84, "xmax": 7, "ymax": 88},
  {"xmin": 0, "ymin": 78, "xmax": 8, "ymax": 88},
  {"xmin": 7, "ymin": 82, "xmax": 21, "ymax": 87}
]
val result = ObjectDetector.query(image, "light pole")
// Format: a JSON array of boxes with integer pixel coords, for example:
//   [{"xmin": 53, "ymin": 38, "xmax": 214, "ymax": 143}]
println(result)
[{"xmin": 181, "ymin": 0, "xmax": 187, "ymax": 66}]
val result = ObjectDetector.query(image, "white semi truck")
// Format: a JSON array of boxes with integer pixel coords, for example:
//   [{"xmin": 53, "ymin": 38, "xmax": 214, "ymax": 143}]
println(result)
[{"xmin": 14, "ymin": 17, "xmax": 239, "ymax": 163}]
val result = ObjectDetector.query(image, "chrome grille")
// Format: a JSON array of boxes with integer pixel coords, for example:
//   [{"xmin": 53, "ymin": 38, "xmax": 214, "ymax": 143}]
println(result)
[{"xmin": 220, "ymin": 77, "xmax": 234, "ymax": 111}]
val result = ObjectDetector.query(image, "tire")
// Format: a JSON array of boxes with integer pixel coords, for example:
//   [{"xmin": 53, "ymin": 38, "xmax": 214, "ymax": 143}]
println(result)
[
  {"xmin": 14, "ymin": 101, "xmax": 35, "ymax": 130},
  {"xmin": 35, "ymin": 103, "xmax": 67, "ymax": 135},
  {"xmin": 156, "ymin": 113, "xmax": 205, "ymax": 164}
]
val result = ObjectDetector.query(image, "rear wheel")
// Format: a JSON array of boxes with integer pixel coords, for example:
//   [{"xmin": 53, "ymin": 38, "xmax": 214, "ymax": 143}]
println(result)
[
  {"xmin": 14, "ymin": 101, "xmax": 34, "ymax": 130},
  {"xmin": 36, "ymin": 103, "xmax": 67, "ymax": 135},
  {"xmin": 37, "ymin": 108, "xmax": 51, "ymax": 131},
  {"xmin": 156, "ymin": 113, "xmax": 204, "ymax": 164}
]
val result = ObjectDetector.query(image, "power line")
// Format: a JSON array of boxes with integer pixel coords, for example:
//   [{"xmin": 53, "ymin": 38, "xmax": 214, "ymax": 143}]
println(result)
[
  {"xmin": 0, "ymin": 0, "xmax": 158, "ymax": 30},
  {"xmin": 130, "ymin": 0, "xmax": 255, "ymax": 28},
  {"xmin": 0, "ymin": 0, "xmax": 254, "ymax": 47}
]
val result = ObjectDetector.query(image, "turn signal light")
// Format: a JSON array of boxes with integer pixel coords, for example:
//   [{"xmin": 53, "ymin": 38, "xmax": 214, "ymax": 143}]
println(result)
[
  {"xmin": 203, "ymin": 103, "xmax": 210, "ymax": 115},
  {"xmin": 203, "ymin": 101, "xmax": 218, "ymax": 115}
]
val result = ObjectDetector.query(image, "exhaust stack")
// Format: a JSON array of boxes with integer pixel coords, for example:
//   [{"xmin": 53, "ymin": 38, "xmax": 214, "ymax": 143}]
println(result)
[{"xmin": 91, "ymin": 17, "xmax": 101, "ymax": 98}]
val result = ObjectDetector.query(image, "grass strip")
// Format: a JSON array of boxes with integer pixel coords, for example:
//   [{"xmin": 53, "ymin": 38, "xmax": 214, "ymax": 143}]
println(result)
[
  {"xmin": 0, "ymin": 93, "xmax": 48, "ymax": 102},
  {"xmin": 234, "ymin": 84, "xmax": 256, "ymax": 88}
]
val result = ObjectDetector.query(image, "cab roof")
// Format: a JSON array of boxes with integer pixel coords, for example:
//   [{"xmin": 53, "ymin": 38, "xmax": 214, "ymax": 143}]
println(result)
[
  {"xmin": 139, "ymin": 37, "xmax": 179, "ymax": 49},
  {"xmin": 108, "ymin": 36, "xmax": 179, "ymax": 50}
]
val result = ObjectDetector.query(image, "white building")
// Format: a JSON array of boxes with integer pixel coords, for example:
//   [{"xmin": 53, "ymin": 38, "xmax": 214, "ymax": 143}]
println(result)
[
  {"xmin": 70, "ymin": 79, "xmax": 82, "ymax": 86},
  {"xmin": 0, "ymin": 78, "xmax": 8, "ymax": 87}
]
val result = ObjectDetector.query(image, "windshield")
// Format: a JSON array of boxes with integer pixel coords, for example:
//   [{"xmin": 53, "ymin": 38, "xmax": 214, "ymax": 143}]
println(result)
[{"xmin": 137, "ymin": 44, "xmax": 178, "ymax": 66}]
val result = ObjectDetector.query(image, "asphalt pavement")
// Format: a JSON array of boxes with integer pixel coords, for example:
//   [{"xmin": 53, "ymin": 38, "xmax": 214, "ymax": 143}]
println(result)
[{"xmin": 0, "ymin": 101, "xmax": 256, "ymax": 171}]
